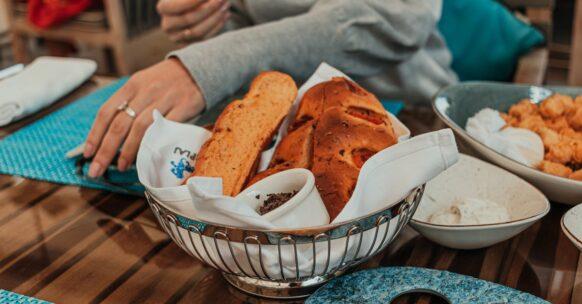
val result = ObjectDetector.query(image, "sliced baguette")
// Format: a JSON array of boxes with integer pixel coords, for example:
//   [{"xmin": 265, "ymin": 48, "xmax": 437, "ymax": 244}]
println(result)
[{"xmin": 191, "ymin": 71, "xmax": 297, "ymax": 196}]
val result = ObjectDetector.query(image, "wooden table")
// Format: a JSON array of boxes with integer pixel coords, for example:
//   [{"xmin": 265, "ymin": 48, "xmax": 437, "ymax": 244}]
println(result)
[{"xmin": 0, "ymin": 78, "xmax": 581, "ymax": 304}]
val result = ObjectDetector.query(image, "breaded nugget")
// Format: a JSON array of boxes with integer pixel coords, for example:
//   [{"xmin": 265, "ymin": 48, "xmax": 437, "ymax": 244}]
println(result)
[
  {"xmin": 518, "ymin": 115, "xmax": 545, "ymax": 132},
  {"xmin": 559, "ymin": 128, "xmax": 582, "ymax": 142},
  {"xmin": 538, "ymin": 160, "xmax": 573, "ymax": 177},
  {"xmin": 500, "ymin": 112, "xmax": 519, "ymax": 127},
  {"xmin": 569, "ymin": 169, "xmax": 582, "ymax": 181},
  {"xmin": 545, "ymin": 142, "xmax": 573, "ymax": 164},
  {"xmin": 568, "ymin": 106, "xmax": 582, "ymax": 131},
  {"xmin": 508, "ymin": 99, "xmax": 538, "ymax": 119},
  {"xmin": 545, "ymin": 116, "xmax": 570, "ymax": 132},
  {"xmin": 540, "ymin": 94, "xmax": 573, "ymax": 119},
  {"xmin": 571, "ymin": 139, "xmax": 582, "ymax": 164},
  {"xmin": 538, "ymin": 127, "xmax": 561, "ymax": 149}
]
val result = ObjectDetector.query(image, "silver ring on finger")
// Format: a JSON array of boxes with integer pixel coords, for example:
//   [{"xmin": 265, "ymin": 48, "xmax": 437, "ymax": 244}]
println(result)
[{"xmin": 116, "ymin": 101, "xmax": 137, "ymax": 119}]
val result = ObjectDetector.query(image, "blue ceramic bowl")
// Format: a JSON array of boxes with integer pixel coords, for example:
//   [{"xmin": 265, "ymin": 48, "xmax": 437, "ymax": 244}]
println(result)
[{"xmin": 432, "ymin": 82, "xmax": 582, "ymax": 204}]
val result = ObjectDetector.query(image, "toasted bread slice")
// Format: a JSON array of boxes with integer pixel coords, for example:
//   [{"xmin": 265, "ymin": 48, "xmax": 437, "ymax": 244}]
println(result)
[
  {"xmin": 192, "ymin": 71, "xmax": 297, "ymax": 196},
  {"xmin": 246, "ymin": 120, "xmax": 315, "ymax": 186},
  {"xmin": 247, "ymin": 77, "xmax": 397, "ymax": 220}
]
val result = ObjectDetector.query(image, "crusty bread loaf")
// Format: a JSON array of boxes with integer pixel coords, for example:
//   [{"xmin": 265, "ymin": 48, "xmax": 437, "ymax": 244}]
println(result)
[
  {"xmin": 312, "ymin": 106, "xmax": 396, "ymax": 219},
  {"xmin": 247, "ymin": 77, "xmax": 397, "ymax": 219},
  {"xmin": 191, "ymin": 71, "xmax": 297, "ymax": 196},
  {"xmin": 247, "ymin": 120, "xmax": 315, "ymax": 185}
]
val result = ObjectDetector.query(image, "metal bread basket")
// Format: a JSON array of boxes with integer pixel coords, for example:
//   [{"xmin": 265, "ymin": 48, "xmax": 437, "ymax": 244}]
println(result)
[{"xmin": 145, "ymin": 185, "xmax": 425, "ymax": 299}]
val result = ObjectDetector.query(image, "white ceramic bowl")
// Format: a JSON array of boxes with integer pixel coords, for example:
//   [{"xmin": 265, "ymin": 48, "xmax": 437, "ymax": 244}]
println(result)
[
  {"xmin": 562, "ymin": 204, "xmax": 582, "ymax": 251},
  {"xmin": 236, "ymin": 168, "xmax": 329, "ymax": 228},
  {"xmin": 410, "ymin": 154, "xmax": 550, "ymax": 250},
  {"xmin": 433, "ymin": 82, "xmax": 582, "ymax": 204}
]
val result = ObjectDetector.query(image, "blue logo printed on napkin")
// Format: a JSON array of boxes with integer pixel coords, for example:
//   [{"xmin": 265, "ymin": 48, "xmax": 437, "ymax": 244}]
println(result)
[{"xmin": 170, "ymin": 158, "xmax": 194, "ymax": 179}]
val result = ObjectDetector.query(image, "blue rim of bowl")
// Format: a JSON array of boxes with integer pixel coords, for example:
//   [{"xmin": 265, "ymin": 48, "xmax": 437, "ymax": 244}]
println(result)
[
  {"xmin": 431, "ymin": 83, "xmax": 582, "ymax": 187},
  {"xmin": 410, "ymin": 154, "xmax": 551, "ymax": 228}
]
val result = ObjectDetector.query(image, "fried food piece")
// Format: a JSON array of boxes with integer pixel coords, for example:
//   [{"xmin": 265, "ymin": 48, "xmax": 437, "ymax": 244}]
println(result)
[
  {"xmin": 562, "ymin": 94, "xmax": 576, "ymax": 114},
  {"xmin": 540, "ymin": 94, "xmax": 572, "ymax": 119},
  {"xmin": 508, "ymin": 99, "xmax": 538, "ymax": 120},
  {"xmin": 500, "ymin": 112, "xmax": 519, "ymax": 127},
  {"xmin": 568, "ymin": 106, "xmax": 582, "ymax": 131},
  {"xmin": 545, "ymin": 142, "xmax": 573, "ymax": 164},
  {"xmin": 518, "ymin": 115, "xmax": 545, "ymax": 132},
  {"xmin": 545, "ymin": 116, "xmax": 570, "ymax": 132},
  {"xmin": 569, "ymin": 169, "xmax": 582, "ymax": 181},
  {"xmin": 571, "ymin": 139, "xmax": 582, "ymax": 164},
  {"xmin": 538, "ymin": 160, "xmax": 573, "ymax": 177},
  {"xmin": 538, "ymin": 127, "xmax": 561, "ymax": 149},
  {"xmin": 560, "ymin": 128, "xmax": 582, "ymax": 142}
]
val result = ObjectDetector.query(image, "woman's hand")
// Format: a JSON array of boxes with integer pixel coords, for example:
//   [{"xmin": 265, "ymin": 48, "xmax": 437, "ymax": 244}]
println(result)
[
  {"xmin": 83, "ymin": 58, "xmax": 205, "ymax": 177},
  {"xmin": 157, "ymin": 0, "xmax": 230, "ymax": 44}
]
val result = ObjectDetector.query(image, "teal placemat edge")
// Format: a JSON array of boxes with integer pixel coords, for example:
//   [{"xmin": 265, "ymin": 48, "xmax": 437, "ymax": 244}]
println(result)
[
  {"xmin": 0, "ymin": 289, "xmax": 52, "ymax": 304},
  {"xmin": 0, "ymin": 77, "xmax": 143, "ymax": 195}
]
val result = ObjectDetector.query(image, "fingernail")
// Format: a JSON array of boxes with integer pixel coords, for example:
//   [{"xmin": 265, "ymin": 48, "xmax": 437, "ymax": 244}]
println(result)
[
  {"xmin": 88, "ymin": 162, "xmax": 104, "ymax": 178},
  {"xmin": 83, "ymin": 143, "xmax": 95, "ymax": 158},
  {"xmin": 220, "ymin": 2, "xmax": 230, "ymax": 11},
  {"xmin": 117, "ymin": 158, "xmax": 128, "ymax": 172}
]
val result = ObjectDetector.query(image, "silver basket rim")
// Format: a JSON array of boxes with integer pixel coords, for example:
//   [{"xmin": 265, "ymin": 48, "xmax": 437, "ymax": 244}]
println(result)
[{"xmin": 145, "ymin": 184, "xmax": 425, "ymax": 236}]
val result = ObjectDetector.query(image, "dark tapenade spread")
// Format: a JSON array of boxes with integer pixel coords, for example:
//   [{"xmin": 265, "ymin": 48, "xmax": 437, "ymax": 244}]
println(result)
[{"xmin": 258, "ymin": 190, "xmax": 298, "ymax": 215}]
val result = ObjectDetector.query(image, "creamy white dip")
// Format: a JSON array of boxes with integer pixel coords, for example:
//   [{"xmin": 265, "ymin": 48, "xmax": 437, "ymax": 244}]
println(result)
[{"xmin": 428, "ymin": 197, "xmax": 511, "ymax": 225}]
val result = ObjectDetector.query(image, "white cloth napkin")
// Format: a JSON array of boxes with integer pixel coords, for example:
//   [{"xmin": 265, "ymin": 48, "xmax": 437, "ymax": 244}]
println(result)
[
  {"xmin": 0, "ymin": 56, "xmax": 97, "ymax": 126},
  {"xmin": 465, "ymin": 108, "xmax": 544, "ymax": 167},
  {"xmin": 183, "ymin": 128, "xmax": 458, "ymax": 228}
]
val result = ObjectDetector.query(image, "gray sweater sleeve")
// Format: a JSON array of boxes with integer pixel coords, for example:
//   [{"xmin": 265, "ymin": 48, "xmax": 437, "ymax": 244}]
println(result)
[{"xmin": 169, "ymin": 0, "xmax": 437, "ymax": 109}]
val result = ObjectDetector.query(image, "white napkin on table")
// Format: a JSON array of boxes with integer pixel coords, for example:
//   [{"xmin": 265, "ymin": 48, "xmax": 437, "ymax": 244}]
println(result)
[{"xmin": 0, "ymin": 56, "xmax": 97, "ymax": 126}]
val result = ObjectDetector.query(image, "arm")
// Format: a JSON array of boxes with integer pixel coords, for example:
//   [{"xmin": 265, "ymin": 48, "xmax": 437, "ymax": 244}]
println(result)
[{"xmin": 171, "ymin": 0, "xmax": 439, "ymax": 108}]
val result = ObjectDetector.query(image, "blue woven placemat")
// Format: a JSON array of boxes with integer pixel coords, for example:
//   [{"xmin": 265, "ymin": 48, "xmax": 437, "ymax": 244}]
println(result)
[
  {"xmin": 0, "ymin": 289, "xmax": 52, "ymax": 304},
  {"xmin": 0, "ymin": 77, "xmax": 143, "ymax": 195}
]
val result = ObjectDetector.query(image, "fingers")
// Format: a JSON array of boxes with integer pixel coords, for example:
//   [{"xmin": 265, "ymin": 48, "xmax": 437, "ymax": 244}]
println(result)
[
  {"xmin": 117, "ymin": 101, "xmax": 173, "ymax": 171},
  {"xmin": 166, "ymin": 103, "xmax": 203, "ymax": 122},
  {"xmin": 88, "ymin": 95, "xmax": 152, "ymax": 178},
  {"xmin": 157, "ymin": 0, "xmax": 205, "ymax": 15},
  {"xmin": 169, "ymin": 4, "xmax": 229, "ymax": 43},
  {"xmin": 84, "ymin": 83, "xmax": 136, "ymax": 158},
  {"xmin": 161, "ymin": 0, "xmax": 227, "ymax": 34},
  {"xmin": 202, "ymin": 11, "xmax": 229, "ymax": 40}
]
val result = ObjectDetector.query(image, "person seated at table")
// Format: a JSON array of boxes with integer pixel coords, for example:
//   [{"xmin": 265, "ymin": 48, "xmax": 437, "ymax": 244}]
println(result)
[{"xmin": 83, "ymin": 0, "xmax": 458, "ymax": 178}]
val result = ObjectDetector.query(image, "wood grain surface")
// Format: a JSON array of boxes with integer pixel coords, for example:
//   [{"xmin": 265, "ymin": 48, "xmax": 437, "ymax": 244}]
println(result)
[{"xmin": 0, "ymin": 79, "xmax": 580, "ymax": 304}]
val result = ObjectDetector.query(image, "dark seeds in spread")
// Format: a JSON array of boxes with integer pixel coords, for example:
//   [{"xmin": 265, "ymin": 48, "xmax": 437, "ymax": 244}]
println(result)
[{"xmin": 258, "ymin": 190, "xmax": 299, "ymax": 215}]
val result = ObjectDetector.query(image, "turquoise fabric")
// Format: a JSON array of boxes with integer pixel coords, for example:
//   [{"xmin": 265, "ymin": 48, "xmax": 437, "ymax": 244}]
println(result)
[
  {"xmin": 0, "ymin": 78, "xmax": 144, "ymax": 195},
  {"xmin": 438, "ymin": 0, "xmax": 545, "ymax": 81},
  {"xmin": 0, "ymin": 289, "xmax": 52, "ymax": 304}
]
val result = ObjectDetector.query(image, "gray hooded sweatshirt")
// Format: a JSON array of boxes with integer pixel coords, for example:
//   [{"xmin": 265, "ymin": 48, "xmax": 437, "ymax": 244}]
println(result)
[{"xmin": 170, "ymin": 0, "xmax": 458, "ymax": 109}]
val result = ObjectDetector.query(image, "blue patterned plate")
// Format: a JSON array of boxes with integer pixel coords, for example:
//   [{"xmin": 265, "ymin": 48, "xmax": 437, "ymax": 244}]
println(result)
[{"xmin": 307, "ymin": 267, "xmax": 548, "ymax": 304}]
